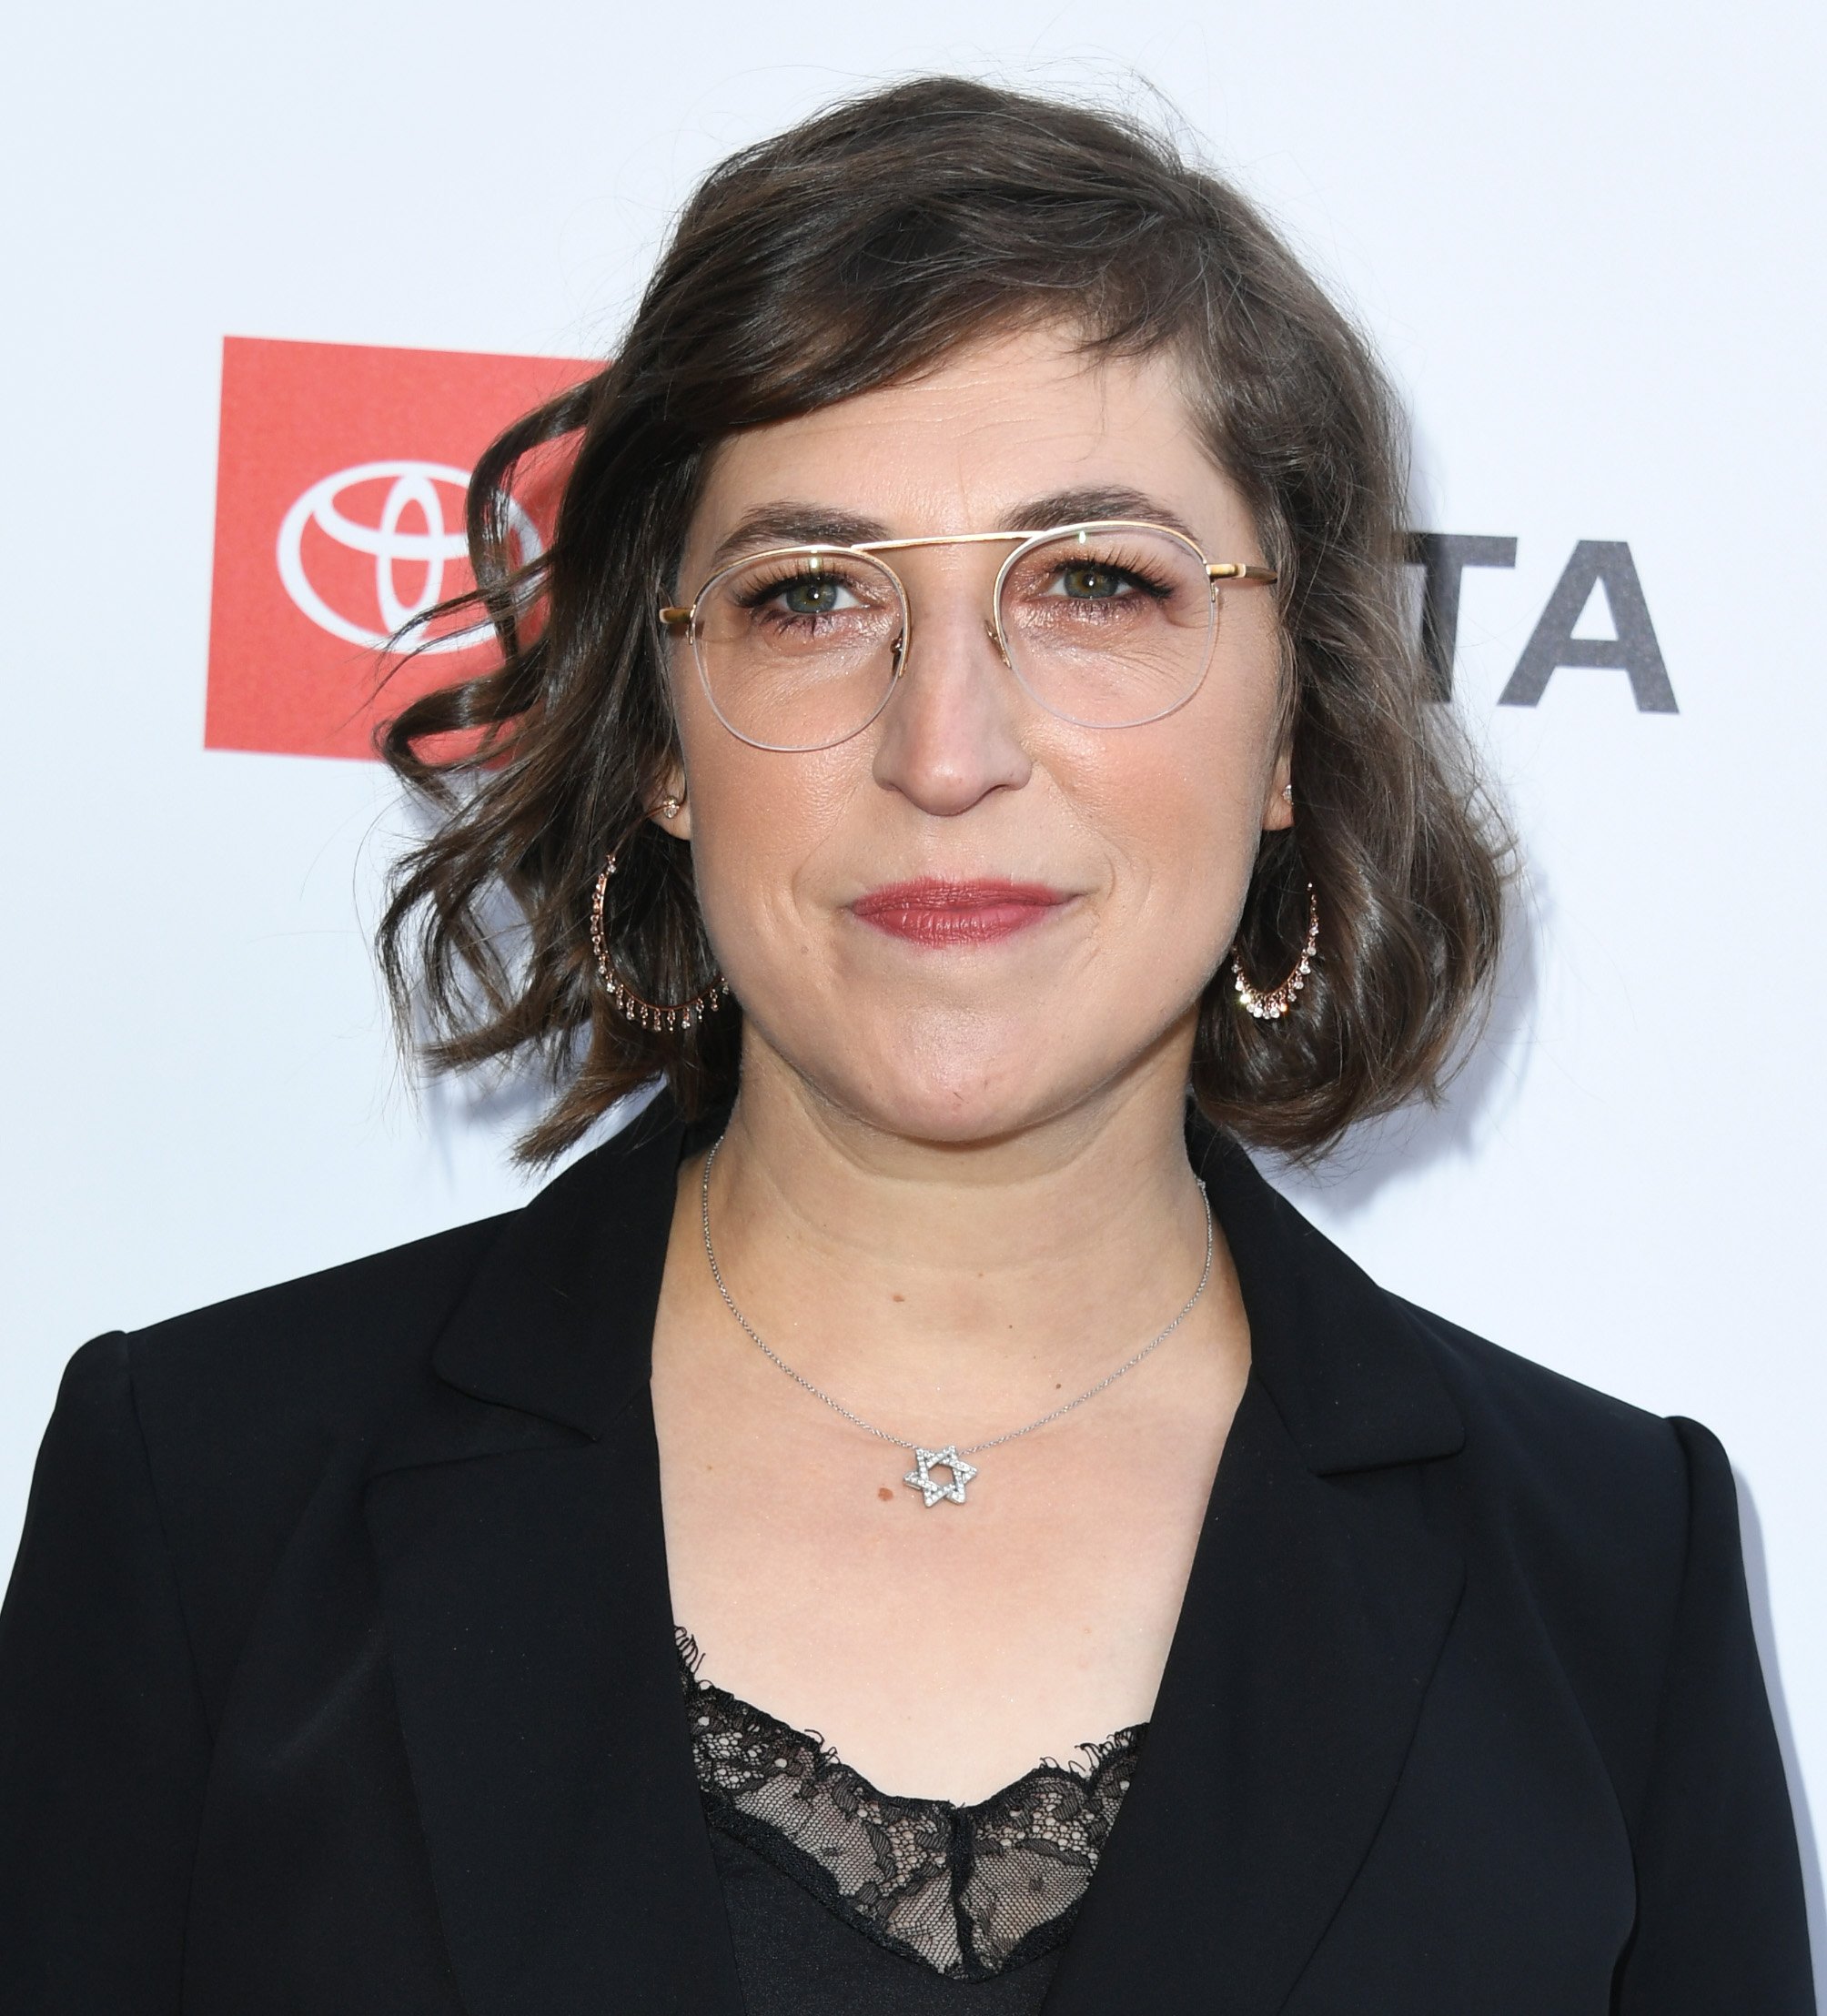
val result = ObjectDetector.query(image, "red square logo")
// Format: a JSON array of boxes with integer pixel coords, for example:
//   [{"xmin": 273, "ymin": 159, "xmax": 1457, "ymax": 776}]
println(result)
[{"xmin": 205, "ymin": 337, "xmax": 594, "ymax": 761}]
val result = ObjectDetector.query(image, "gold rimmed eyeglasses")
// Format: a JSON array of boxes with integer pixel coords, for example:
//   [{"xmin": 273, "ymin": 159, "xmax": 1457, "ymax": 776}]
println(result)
[{"xmin": 658, "ymin": 519, "xmax": 1277, "ymax": 753}]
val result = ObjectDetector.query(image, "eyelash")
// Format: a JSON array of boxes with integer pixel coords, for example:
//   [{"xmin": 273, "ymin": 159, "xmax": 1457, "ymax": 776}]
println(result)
[
  {"xmin": 1025, "ymin": 556, "xmax": 1177, "ymax": 602},
  {"xmin": 732, "ymin": 569, "xmax": 866, "ymax": 610},
  {"xmin": 733, "ymin": 560, "xmax": 1176, "ymax": 601},
  {"xmin": 1059, "ymin": 563, "xmax": 1173, "ymax": 598}
]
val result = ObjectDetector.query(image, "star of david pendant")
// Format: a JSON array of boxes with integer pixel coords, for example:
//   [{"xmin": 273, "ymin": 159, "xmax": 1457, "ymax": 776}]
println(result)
[{"xmin": 903, "ymin": 1445, "xmax": 978, "ymax": 1507}]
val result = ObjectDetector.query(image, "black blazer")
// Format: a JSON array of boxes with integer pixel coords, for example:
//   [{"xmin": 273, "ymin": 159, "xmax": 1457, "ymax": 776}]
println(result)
[{"xmin": 0, "ymin": 1100, "xmax": 1813, "ymax": 2014}]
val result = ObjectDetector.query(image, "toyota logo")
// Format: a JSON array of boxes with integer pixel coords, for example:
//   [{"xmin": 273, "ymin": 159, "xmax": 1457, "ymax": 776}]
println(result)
[{"xmin": 276, "ymin": 459, "xmax": 542, "ymax": 654}]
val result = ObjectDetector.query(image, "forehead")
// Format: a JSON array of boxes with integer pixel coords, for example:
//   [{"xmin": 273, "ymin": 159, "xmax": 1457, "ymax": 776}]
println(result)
[{"xmin": 686, "ymin": 325, "xmax": 1238, "ymax": 558}]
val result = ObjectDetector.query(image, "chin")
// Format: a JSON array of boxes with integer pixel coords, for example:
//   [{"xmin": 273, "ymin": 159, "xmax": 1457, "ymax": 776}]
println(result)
[
  {"xmin": 853, "ymin": 1081, "xmax": 1045, "ymax": 1149},
  {"xmin": 810, "ymin": 1012, "xmax": 1130, "ymax": 1149}
]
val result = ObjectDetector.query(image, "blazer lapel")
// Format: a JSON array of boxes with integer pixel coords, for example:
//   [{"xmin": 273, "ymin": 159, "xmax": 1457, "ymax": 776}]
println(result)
[
  {"xmin": 1045, "ymin": 1126, "xmax": 1467, "ymax": 2014},
  {"xmin": 362, "ymin": 1100, "xmax": 747, "ymax": 2016}
]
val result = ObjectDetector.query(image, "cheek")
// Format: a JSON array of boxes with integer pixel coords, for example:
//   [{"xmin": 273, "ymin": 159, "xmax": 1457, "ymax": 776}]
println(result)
[
  {"xmin": 679, "ymin": 722, "xmax": 855, "ymax": 965},
  {"xmin": 1073, "ymin": 686, "xmax": 1282, "ymax": 942},
  {"xmin": 1083, "ymin": 760, "xmax": 1257, "ymax": 975}
]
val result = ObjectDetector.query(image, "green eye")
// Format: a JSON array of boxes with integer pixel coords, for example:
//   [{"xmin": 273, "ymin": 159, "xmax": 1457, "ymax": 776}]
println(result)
[
  {"xmin": 782, "ymin": 579, "xmax": 841, "ymax": 615},
  {"xmin": 1061, "ymin": 564, "xmax": 1125, "ymax": 600}
]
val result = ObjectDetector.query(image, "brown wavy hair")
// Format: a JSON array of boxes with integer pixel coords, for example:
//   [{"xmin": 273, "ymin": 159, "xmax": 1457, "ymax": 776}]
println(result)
[{"xmin": 377, "ymin": 76, "xmax": 1510, "ymax": 1165}]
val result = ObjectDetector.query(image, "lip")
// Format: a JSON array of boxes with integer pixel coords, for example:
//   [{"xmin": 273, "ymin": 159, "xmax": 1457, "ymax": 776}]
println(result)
[{"xmin": 850, "ymin": 878, "xmax": 1075, "ymax": 947}]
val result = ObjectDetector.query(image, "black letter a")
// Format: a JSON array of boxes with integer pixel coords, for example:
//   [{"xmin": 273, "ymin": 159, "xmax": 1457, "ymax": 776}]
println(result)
[{"xmin": 1499, "ymin": 541, "xmax": 1676, "ymax": 712}]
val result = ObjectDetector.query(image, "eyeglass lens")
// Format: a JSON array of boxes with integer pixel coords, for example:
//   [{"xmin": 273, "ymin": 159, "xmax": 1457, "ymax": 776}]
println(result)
[{"xmin": 689, "ymin": 526, "xmax": 1218, "ymax": 752}]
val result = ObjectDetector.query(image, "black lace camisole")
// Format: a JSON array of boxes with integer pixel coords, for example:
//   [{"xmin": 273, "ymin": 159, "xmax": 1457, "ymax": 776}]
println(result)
[{"xmin": 677, "ymin": 1630, "xmax": 1146, "ymax": 2013}]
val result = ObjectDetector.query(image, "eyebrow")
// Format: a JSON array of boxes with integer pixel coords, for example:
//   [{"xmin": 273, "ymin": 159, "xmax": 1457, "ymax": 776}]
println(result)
[
  {"xmin": 705, "ymin": 505, "xmax": 893, "ymax": 573},
  {"xmin": 1002, "ymin": 488, "xmax": 1201, "ymax": 544},
  {"xmin": 702, "ymin": 486, "xmax": 1205, "ymax": 575}
]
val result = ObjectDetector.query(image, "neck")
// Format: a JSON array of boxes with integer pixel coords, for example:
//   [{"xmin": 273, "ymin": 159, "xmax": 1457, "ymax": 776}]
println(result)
[{"xmin": 684, "ymin": 1034, "xmax": 1228, "ymax": 1430}]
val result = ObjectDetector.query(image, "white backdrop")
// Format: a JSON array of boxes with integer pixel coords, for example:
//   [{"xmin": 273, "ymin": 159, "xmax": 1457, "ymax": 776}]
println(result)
[{"xmin": 5, "ymin": 0, "xmax": 1822, "ymax": 1979}]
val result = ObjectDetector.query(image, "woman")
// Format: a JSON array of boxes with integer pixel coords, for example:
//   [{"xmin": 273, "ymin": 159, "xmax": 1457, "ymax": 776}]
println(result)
[{"xmin": 0, "ymin": 77, "xmax": 1812, "ymax": 2015}]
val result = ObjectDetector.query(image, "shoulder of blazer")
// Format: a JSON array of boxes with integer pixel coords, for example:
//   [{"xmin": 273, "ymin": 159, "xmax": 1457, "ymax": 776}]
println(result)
[
  {"xmin": 117, "ymin": 1092, "xmax": 681, "ymax": 1446},
  {"xmin": 100, "ymin": 1100, "xmax": 680, "ymax": 1632},
  {"xmin": 1390, "ymin": 1293, "xmax": 1706, "ymax": 1801},
  {"xmin": 1395, "ymin": 1292, "xmax": 1691, "ymax": 1551},
  {"xmin": 1203, "ymin": 1123, "xmax": 1706, "ymax": 1800},
  {"xmin": 103, "ymin": 1205, "xmax": 520, "ymax": 1705},
  {"xmin": 91, "ymin": 1155, "xmax": 595, "ymax": 1678},
  {"xmin": 123, "ymin": 1206, "xmax": 520, "ymax": 1469}
]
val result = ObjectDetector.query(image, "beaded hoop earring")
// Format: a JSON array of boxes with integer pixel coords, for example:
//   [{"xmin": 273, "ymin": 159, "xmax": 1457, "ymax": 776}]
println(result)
[
  {"xmin": 1231, "ymin": 881, "xmax": 1319, "ymax": 1022},
  {"xmin": 589, "ymin": 852, "xmax": 730, "ymax": 1033}
]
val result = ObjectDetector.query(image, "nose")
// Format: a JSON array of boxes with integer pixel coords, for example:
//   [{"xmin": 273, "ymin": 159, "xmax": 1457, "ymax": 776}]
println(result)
[{"xmin": 870, "ymin": 589, "xmax": 1032, "ymax": 815}]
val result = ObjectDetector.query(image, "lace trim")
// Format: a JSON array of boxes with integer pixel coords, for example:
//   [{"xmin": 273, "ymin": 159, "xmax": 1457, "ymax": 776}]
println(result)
[{"xmin": 677, "ymin": 1628, "xmax": 1146, "ymax": 1980}]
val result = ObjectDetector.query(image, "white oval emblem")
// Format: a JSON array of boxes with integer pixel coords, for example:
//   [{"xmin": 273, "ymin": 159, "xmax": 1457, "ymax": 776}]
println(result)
[{"xmin": 276, "ymin": 459, "xmax": 542, "ymax": 654}]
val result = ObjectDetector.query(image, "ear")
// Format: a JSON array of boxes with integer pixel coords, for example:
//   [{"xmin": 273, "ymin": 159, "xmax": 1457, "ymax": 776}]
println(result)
[
  {"xmin": 1260, "ymin": 743, "xmax": 1295, "ymax": 832},
  {"xmin": 650, "ymin": 758, "xmax": 692, "ymax": 842}
]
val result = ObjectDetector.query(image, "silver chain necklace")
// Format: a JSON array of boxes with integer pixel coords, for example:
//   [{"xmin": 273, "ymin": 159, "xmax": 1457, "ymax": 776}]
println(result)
[{"xmin": 699, "ymin": 1134, "xmax": 1215, "ymax": 1507}]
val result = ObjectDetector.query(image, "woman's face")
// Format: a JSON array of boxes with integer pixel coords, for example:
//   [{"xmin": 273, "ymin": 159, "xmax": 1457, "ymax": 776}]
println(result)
[{"xmin": 663, "ymin": 323, "xmax": 1293, "ymax": 1145}]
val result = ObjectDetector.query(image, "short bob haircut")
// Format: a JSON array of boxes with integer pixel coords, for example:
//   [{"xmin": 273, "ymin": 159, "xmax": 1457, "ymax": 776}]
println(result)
[{"xmin": 378, "ymin": 76, "xmax": 1509, "ymax": 1166}]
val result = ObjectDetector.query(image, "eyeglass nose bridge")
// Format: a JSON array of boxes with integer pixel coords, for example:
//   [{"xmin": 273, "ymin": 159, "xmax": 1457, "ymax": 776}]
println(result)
[
  {"xmin": 843, "ymin": 556, "xmax": 1016, "ymax": 701},
  {"xmin": 828, "ymin": 531, "xmax": 1025, "ymax": 695},
  {"xmin": 871, "ymin": 523, "xmax": 1218, "ymax": 713}
]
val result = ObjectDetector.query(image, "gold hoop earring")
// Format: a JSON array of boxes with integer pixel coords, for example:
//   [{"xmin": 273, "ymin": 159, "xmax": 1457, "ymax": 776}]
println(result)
[
  {"xmin": 1231, "ymin": 882, "xmax": 1318, "ymax": 1022},
  {"xmin": 589, "ymin": 853, "xmax": 729, "ymax": 1033}
]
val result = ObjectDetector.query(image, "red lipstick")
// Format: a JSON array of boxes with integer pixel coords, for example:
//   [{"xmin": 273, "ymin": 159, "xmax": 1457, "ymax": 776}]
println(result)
[{"xmin": 850, "ymin": 879, "xmax": 1072, "ymax": 946}]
